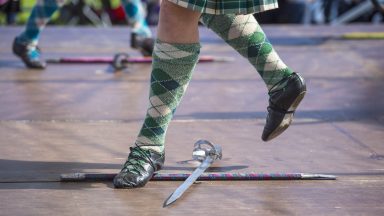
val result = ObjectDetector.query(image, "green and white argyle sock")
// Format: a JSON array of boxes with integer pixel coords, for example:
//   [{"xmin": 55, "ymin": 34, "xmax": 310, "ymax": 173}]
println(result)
[
  {"xmin": 135, "ymin": 40, "xmax": 200, "ymax": 153},
  {"xmin": 201, "ymin": 14, "xmax": 293, "ymax": 90}
]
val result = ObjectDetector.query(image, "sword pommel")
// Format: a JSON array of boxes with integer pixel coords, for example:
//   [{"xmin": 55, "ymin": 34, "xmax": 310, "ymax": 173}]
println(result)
[{"xmin": 192, "ymin": 140, "xmax": 222, "ymax": 162}]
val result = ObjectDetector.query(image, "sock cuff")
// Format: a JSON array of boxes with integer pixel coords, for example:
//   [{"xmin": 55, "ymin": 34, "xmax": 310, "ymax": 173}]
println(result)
[
  {"xmin": 153, "ymin": 39, "xmax": 201, "ymax": 62},
  {"xmin": 155, "ymin": 39, "xmax": 201, "ymax": 51}
]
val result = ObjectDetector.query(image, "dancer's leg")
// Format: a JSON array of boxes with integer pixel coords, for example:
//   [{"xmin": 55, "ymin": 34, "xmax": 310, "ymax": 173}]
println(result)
[
  {"xmin": 201, "ymin": 14, "xmax": 293, "ymax": 90},
  {"xmin": 114, "ymin": 0, "xmax": 201, "ymax": 188},
  {"xmin": 201, "ymin": 14, "xmax": 306, "ymax": 141}
]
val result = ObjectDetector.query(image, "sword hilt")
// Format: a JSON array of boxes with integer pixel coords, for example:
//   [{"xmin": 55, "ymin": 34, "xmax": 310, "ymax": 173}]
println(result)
[{"xmin": 192, "ymin": 140, "xmax": 222, "ymax": 162}]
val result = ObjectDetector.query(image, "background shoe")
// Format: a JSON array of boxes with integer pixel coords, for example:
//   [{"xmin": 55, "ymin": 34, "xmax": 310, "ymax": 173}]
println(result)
[
  {"xmin": 130, "ymin": 33, "xmax": 154, "ymax": 57},
  {"xmin": 262, "ymin": 73, "xmax": 306, "ymax": 141},
  {"xmin": 12, "ymin": 37, "xmax": 46, "ymax": 69},
  {"xmin": 113, "ymin": 146, "xmax": 164, "ymax": 188}
]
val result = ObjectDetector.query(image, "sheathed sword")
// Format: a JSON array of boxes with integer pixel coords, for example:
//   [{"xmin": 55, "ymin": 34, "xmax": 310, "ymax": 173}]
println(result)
[{"xmin": 163, "ymin": 140, "xmax": 222, "ymax": 207}]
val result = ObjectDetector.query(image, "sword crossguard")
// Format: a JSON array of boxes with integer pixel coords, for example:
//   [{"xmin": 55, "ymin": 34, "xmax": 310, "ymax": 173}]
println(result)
[{"xmin": 192, "ymin": 140, "xmax": 222, "ymax": 162}]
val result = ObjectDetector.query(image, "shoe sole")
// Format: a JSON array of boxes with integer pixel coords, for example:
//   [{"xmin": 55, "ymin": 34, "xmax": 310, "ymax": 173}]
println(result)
[{"xmin": 264, "ymin": 90, "xmax": 306, "ymax": 141}]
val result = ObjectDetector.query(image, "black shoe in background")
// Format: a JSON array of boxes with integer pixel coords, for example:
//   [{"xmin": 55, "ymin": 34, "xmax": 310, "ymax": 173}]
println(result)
[
  {"xmin": 130, "ymin": 33, "xmax": 155, "ymax": 57},
  {"xmin": 12, "ymin": 37, "xmax": 46, "ymax": 69}
]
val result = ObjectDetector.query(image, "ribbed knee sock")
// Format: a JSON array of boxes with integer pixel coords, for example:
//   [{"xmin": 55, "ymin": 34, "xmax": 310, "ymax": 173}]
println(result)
[{"xmin": 201, "ymin": 14, "xmax": 293, "ymax": 90}]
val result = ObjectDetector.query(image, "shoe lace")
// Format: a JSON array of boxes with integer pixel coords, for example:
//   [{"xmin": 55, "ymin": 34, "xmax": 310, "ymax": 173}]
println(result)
[
  {"xmin": 26, "ymin": 44, "xmax": 41, "ymax": 61},
  {"xmin": 121, "ymin": 146, "xmax": 155, "ymax": 175},
  {"xmin": 268, "ymin": 72, "xmax": 296, "ymax": 95},
  {"xmin": 267, "ymin": 73, "xmax": 297, "ymax": 113}
]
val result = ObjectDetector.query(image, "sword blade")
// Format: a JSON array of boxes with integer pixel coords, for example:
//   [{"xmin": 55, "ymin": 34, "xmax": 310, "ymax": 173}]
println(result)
[{"xmin": 163, "ymin": 157, "xmax": 213, "ymax": 207}]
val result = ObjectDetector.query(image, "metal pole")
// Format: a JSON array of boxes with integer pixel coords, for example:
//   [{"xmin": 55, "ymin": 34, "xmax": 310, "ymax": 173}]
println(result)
[{"xmin": 331, "ymin": 0, "xmax": 374, "ymax": 25}]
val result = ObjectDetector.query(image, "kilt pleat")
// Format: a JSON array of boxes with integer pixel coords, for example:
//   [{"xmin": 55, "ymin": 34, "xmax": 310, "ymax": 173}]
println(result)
[{"xmin": 168, "ymin": 0, "xmax": 279, "ymax": 15}]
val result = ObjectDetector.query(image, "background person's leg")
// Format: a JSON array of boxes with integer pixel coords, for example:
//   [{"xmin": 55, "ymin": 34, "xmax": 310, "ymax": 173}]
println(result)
[
  {"xmin": 114, "ymin": 0, "xmax": 201, "ymax": 188},
  {"xmin": 121, "ymin": 0, "xmax": 155, "ymax": 56},
  {"xmin": 13, "ymin": 0, "xmax": 65, "ymax": 69},
  {"xmin": 18, "ymin": 0, "xmax": 64, "ymax": 44},
  {"xmin": 121, "ymin": 0, "xmax": 152, "ymax": 37}
]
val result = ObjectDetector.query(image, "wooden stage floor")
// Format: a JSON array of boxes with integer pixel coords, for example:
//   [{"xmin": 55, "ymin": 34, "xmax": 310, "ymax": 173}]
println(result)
[{"xmin": 0, "ymin": 25, "xmax": 383, "ymax": 215}]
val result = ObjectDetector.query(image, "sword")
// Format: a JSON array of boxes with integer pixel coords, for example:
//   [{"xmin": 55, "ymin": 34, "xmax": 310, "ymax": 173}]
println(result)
[
  {"xmin": 163, "ymin": 140, "xmax": 222, "ymax": 207},
  {"xmin": 60, "ymin": 172, "xmax": 336, "ymax": 182}
]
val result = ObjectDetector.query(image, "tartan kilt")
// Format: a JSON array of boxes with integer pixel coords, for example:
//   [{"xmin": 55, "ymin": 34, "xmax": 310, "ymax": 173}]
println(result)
[{"xmin": 168, "ymin": 0, "xmax": 279, "ymax": 15}]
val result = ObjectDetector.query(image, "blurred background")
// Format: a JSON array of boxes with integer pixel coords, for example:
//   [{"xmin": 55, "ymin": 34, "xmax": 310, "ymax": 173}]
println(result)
[{"xmin": 1, "ymin": 0, "xmax": 383, "ymax": 26}]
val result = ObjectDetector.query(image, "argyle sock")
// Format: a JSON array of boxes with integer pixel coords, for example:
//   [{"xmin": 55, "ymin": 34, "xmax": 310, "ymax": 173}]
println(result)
[
  {"xmin": 17, "ymin": 0, "xmax": 64, "ymax": 44},
  {"xmin": 201, "ymin": 14, "xmax": 293, "ymax": 90},
  {"xmin": 134, "ymin": 40, "xmax": 200, "ymax": 153},
  {"xmin": 121, "ymin": 0, "xmax": 152, "ymax": 38}
]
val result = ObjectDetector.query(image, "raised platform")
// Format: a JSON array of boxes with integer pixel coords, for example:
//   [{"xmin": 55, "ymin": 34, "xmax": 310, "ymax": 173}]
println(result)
[{"xmin": 0, "ymin": 25, "xmax": 383, "ymax": 215}]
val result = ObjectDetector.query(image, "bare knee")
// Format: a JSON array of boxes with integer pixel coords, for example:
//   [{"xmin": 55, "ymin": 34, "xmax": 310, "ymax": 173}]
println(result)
[{"xmin": 157, "ymin": 0, "xmax": 201, "ymax": 42}]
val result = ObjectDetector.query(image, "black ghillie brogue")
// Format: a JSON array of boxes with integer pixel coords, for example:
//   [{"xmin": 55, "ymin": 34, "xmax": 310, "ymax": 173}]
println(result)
[
  {"xmin": 262, "ymin": 72, "xmax": 306, "ymax": 141},
  {"xmin": 130, "ymin": 33, "xmax": 155, "ymax": 57},
  {"xmin": 12, "ymin": 37, "xmax": 46, "ymax": 69},
  {"xmin": 113, "ymin": 146, "xmax": 164, "ymax": 188}
]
